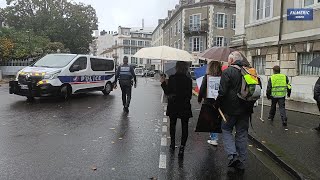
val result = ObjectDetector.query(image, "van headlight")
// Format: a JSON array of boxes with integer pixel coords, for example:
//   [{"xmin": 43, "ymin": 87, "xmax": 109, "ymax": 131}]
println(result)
[{"xmin": 44, "ymin": 71, "xmax": 61, "ymax": 80}]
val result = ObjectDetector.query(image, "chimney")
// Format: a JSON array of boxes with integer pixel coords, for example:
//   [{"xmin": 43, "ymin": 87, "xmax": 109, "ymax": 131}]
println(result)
[{"xmin": 142, "ymin": 19, "xmax": 144, "ymax": 30}]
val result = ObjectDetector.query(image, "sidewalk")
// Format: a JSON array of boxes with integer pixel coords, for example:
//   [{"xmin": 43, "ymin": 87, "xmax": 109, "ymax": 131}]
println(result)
[
  {"xmin": 259, "ymin": 98, "xmax": 320, "ymax": 116},
  {"xmin": 250, "ymin": 105, "xmax": 320, "ymax": 179}
]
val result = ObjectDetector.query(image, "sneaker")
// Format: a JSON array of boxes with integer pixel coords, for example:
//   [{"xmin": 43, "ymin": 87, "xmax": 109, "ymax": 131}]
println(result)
[
  {"xmin": 207, "ymin": 140, "xmax": 218, "ymax": 146},
  {"xmin": 236, "ymin": 161, "xmax": 245, "ymax": 170},
  {"xmin": 282, "ymin": 122, "xmax": 287, "ymax": 127},
  {"xmin": 314, "ymin": 127, "xmax": 320, "ymax": 131}
]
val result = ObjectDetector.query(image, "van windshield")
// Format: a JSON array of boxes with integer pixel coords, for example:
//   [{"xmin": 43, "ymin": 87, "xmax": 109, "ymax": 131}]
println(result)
[{"xmin": 33, "ymin": 54, "xmax": 77, "ymax": 68}]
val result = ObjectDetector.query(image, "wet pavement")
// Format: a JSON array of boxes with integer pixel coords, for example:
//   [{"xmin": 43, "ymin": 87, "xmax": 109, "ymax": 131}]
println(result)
[
  {"xmin": 0, "ymin": 78, "xmax": 286, "ymax": 179},
  {"xmin": 251, "ymin": 105, "xmax": 320, "ymax": 179}
]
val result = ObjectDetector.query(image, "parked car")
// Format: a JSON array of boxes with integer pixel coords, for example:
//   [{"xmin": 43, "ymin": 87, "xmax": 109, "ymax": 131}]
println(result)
[{"xmin": 9, "ymin": 54, "xmax": 116, "ymax": 101}]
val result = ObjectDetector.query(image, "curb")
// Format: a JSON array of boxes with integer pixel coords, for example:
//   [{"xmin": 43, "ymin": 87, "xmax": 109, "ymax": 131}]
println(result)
[
  {"xmin": 259, "ymin": 101, "xmax": 320, "ymax": 116},
  {"xmin": 248, "ymin": 134, "xmax": 304, "ymax": 180}
]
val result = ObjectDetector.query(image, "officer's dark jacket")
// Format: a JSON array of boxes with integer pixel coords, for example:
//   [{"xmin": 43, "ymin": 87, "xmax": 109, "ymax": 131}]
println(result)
[{"xmin": 115, "ymin": 64, "xmax": 137, "ymax": 84}]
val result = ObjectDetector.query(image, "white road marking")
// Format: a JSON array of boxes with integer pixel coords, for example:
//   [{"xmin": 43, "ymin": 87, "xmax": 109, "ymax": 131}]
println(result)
[
  {"xmin": 161, "ymin": 137, "xmax": 167, "ymax": 146},
  {"xmin": 162, "ymin": 126, "xmax": 167, "ymax": 133},
  {"xmin": 163, "ymin": 117, "xmax": 168, "ymax": 123},
  {"xmin": 159, "ymin": 154, "xmax": 166, "ymax": 169}
]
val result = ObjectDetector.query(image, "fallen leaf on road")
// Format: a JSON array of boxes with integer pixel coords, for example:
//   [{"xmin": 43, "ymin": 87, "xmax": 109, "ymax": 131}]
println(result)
[
  {"xmin": 111, "ymin": 168, "xmax": 115, "ymax": 171},
  {"xmin": 285, "ymin": 129, "xmax": 289, "ymax": 131},
  {"xmin": 109, "ymin": 128, "xmax": 115, "ymax": 130},
  {"xmin": 88, "ymin": 107, "xmax": 92, "ymax": 109},
  {"xmin": 262, "ymin": 141, "xmax": 266, "ymax": 143},
  {"xmin": 149, "ymin": 177, "xmax": 157, "ymax": 180},
  {"xmin": 111, "ymin": 141, "xmax": 115, "ymax": 144},
  {"xmin": 53, "ymin": 115, "xmax": 57, "ymax": 118},
  {"xmin": 64, "ymin": 134, "xmax": 67, "ymax": 136},
  {"xmin": 249, "ymin": 145, "xmax": 253, "ymax": 147},
  {"xmin": 257, "ymin": 148, "xmax": 263, "ymax": 152},
  {"xmin": 91, "ymin": 166, "xmax": 97, "ymax": 171},
  {"xmin": 92, "ymin": 140, "xmax": 98, "ymax": 142},
  {"xmin": 295, "ymin": 132, "xmax": 299, "ymax": 134},
  {"xmin": 127, "ymin": 116, "xmax": 131, "ymax": 118},
  {"xmin": 98, "ymin": 137, "xmax": 102, "ymax": 139},
  {"xmin": 119, "ymin": 138, "xmax": 123, "ymax": 140},
  {"xmin": 82, "ymin": 149, "xmax": 85, "ymax": 151}
]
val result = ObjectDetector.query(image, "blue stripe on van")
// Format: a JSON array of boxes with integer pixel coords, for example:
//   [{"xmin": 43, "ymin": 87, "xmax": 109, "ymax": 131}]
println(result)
[{"xmin": 58, "ymin": 74, "xmax": 115, "ymax": 84}]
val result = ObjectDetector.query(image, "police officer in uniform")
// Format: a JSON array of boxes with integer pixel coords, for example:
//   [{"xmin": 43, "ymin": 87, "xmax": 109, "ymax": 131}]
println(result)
[
  {"xmin": 115, "ymin": 56, "xmax": 137, "ymax": 113},
  {"xmin": 267, "ymin": 65, "xmax": 292, "ymax": 126}
]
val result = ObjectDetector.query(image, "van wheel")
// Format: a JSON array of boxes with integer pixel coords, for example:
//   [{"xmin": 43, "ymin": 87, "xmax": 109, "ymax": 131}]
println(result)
[
  {"xmin": 102, "ymin": 82, "xmax": 112, "ymax": 96},
  {"xmin": 60, "ymin": 85, "xmax": 71, "ymax": 100}
]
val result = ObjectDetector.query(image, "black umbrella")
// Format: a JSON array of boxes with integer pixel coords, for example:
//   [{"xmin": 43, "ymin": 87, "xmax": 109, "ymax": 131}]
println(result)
[{"xmin": 308, "ymin": 56, "xmax": 320, "ymax": 67}]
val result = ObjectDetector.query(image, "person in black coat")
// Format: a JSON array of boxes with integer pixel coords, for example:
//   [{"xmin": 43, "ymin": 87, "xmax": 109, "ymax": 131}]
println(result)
[
  {"xmin": 314, "ymin": 77, "xmax": 320, "ymax": 131},
  {"xmin": 161, "ymin": 61, "xmax": 193, "ymax": 158}
]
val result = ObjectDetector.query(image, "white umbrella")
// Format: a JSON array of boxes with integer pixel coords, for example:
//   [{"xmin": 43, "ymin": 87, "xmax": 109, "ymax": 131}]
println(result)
[{"xmin": 133, "ymin": 46, "xmax": 194, "ymax": 62}]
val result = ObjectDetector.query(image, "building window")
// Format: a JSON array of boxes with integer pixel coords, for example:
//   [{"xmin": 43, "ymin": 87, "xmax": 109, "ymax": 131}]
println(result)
[
  {"xmin": 170, "ymin": 26, "xmax": 173, "ymax": 38},
  {"xmin": 123, "ymin": 39, "xmax": 130, "ymax": 46},
  {"xmin": 189, "ymin": 36, "xmax": 203, "ymax": 52},
  {"xmin": 189, "ymin": 14, "xmax": 201, "ymax": 31},
  {"xmin": 255, "ymin": 0, "xmax": 272, "ymax": 21},
  {"xmin": 131, "ymin": 40, "xmax": 136, "ymax": 46},
  {"xmin": 231, "ymin": 14, "xmax": 236, "ymax": 29},
  {"xmin": 145, "ymin": 41, "xmax": 151, "ymax": 47},
  {"xmin": 140, "ymin": 58, "xmax": 144, "ymax": 64},
  {"xmin": 131, "ymin": 48, "xmax": 137, "ymax": 55},
  {"xmin": 178, "ymin": 39, "xmax": 181, "ymax": 49},
  {"xmin": 131, "ymin": 57, "xmax": 137, "ymax": 64},
  {"xmin": 175, "ymin": 22, "xmax": 178, "ymax": 36},
  {"xmin": 298, "ymin": 52, "xmax": 320, "ymax": 76},
  {"xmin": 215, "ymin": 13, "xmax": 227, "ymax": 29},
  {"xmin": 304, "ymin": 0, "xmax": 320, "ymax": 6},
  {"xmin": 253, "ymin": 56, "xmax": 266, "ymax": 75},
  {"xmin": 147, "ymin": 59, "xmax": 152, "ymax": 64},
  {"xmin": 178, "ymin": 19, "xmax": 181, "ymax": 33},
  {"xmin": 213, "ymin": 37, "xmax": 224, "ymax": 47},
  {"xmin": 138, "ymin": 41, "xmax": 144, "ymax": 46},
  {"xmin": 124, "ymin": 47, "xmax": 130, "ymax": 54}
]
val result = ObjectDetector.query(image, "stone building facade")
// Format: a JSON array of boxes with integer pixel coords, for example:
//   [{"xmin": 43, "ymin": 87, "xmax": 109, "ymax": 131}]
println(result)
[{"xmin": 231, "ymin": 0, "xmax": 320, "ymax": 103}]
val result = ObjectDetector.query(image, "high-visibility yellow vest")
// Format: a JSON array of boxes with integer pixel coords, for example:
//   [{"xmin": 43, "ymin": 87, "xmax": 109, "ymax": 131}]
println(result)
[{"xmin": 271, "ymin": 74, "xmax": 291, "ymax": 97}]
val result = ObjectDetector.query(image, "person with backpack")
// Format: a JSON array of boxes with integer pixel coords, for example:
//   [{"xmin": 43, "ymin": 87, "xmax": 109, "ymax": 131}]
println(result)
[
  {"xmin": 313, "ymin": 77, "xmax": 320, "ymax": 131},
  {"xmin": 267, "ymin": 66, "xmax": 292, "ymax": 126},
  {"xmin": 215, "ymin": 51, "xmax": 260, "ymax": 170},
  {"xmin": 115, "ymin": 56, "xmax": 137, "ymax": 113}
]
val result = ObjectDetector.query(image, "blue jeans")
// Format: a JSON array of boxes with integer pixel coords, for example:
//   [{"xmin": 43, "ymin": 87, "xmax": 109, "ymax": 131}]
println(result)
[
  {"xmin": 210, "ymin": 133, "xmax": 218, "ymax": 141},
  {"xmin": 222, "ymin": 114, "xmax": 250, "ymax": 163}
]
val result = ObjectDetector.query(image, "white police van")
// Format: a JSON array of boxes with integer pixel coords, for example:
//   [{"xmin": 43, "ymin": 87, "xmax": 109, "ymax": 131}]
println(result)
[{"xmin": 9, "ymin": 54, "xmax": 116, "ymax": 100}]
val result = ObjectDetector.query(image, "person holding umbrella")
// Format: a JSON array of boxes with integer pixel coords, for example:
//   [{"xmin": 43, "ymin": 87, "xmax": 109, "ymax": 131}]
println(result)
[
  {"xmin": 198, "ymin": 61, "xmax": 223, "ymax": 146},
  {"xmin": 314, "ymin": 77, "xmax": 320, "ymax": 131},
  {"xmin": 308, "ymin": 55, "xmax": 320, "ymax": 131},
  {"xmin": 160, "ymin": 61, "xmax": 193, "ymax": 158}
]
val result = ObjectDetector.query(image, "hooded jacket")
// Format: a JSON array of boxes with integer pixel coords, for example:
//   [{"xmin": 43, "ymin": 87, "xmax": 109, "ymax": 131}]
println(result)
[{"xmin": 215, "ymin": 60, "xmax": 254, "ymax": 116}]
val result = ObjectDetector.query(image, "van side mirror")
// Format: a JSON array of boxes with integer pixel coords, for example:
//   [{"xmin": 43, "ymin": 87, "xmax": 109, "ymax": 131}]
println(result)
[{"xmin": 70, "ymin": 65, "xmax": 81, "ymax": 72}]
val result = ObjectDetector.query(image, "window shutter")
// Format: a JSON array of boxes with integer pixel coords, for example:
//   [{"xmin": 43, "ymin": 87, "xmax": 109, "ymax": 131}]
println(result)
[
  {"xmin": 200, "ymin": 37, "xmax": 204, "ymax": 51},
  {"xmin": 214, "ymin": 14, "xmax": 218, "ymax": 28},
  {"xmin": 224, "ymin": 14, "xmax": 228, "ymax": 29},
  {"xmin": 189, "ymin": 37, "xmax": 193, "ymax": 52}
]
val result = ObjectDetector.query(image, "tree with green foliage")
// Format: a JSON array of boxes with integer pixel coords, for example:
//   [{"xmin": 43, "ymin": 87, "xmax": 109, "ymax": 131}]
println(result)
[{"xmin": 3, "ymin": 0, "xmax": 98, "ymax": 54}]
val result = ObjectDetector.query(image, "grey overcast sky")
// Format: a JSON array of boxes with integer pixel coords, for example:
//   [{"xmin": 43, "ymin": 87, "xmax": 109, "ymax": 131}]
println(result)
[{"xmin": 0, "ymin": 0, "xmax": 179, "ymax": 31}]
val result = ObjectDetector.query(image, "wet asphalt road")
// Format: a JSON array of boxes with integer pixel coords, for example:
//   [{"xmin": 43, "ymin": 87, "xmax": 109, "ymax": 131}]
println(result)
[{"xmin": 0, "ymin": 78, "xmax": 281, "ymax": 180}]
